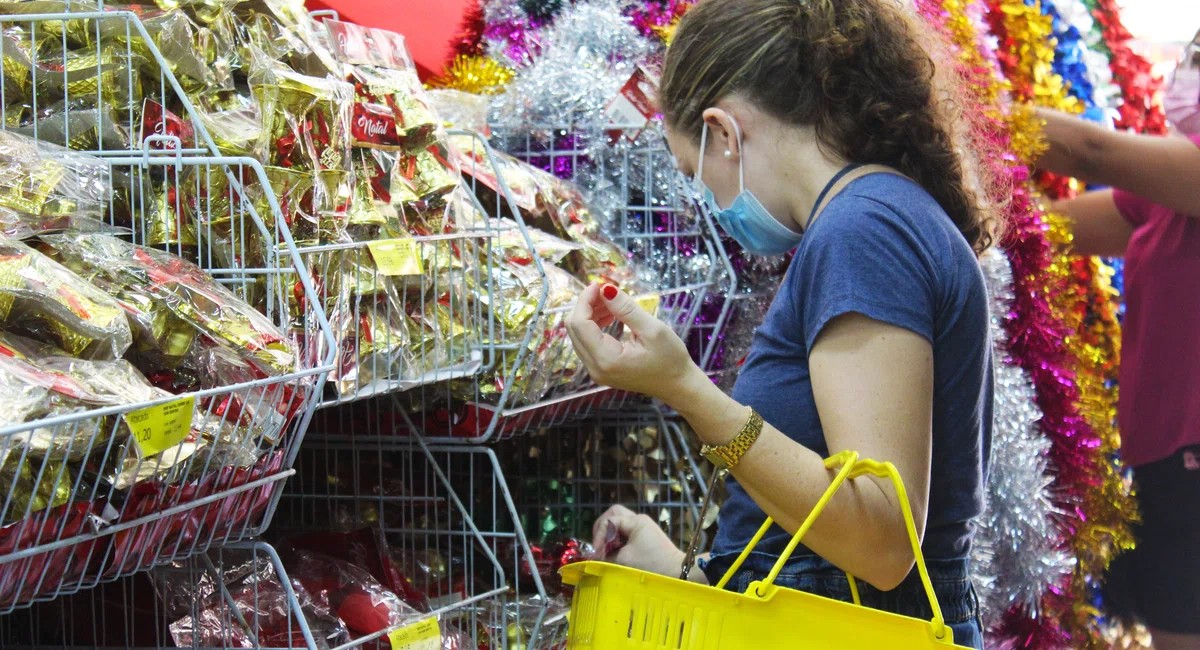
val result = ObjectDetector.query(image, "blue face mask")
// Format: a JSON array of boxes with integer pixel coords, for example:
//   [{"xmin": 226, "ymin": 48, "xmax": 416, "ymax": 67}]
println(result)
[{"xmin": 692, "ymin": 118, "xmax": 803, "ymax": 256}]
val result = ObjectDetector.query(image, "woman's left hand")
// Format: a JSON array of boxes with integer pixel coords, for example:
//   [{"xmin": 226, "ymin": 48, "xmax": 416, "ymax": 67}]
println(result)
[
  {"xmin": 566, "ymin": 284, "xmax": 703, "ymax": 404},
  {"xmin": 591, "ymin": 505, "xmax": 686, "ymax": 577}
]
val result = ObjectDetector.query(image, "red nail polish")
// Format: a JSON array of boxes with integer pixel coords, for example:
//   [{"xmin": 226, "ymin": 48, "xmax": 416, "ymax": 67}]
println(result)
[{"xmin": 602, "ymin": 284, "xmax": 619, "ymax": 300}]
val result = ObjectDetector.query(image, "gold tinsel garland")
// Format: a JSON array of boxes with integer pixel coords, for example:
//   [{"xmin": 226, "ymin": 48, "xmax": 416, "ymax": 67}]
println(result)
[{"xmin": 429, "ymin": 55, "xmax": 515, "ymax": 95}]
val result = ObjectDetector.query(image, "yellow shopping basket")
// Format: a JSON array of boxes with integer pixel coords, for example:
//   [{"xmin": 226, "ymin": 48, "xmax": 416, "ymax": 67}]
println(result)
[{"xmin": 560, "ymin": 451, "xmax": 973, "ymax": 649}]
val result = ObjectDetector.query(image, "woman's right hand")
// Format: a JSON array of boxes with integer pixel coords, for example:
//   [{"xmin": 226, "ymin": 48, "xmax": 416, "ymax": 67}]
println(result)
[{"xmin": 592, "ymin": 505, "xmax": 686, "ymax": 577}]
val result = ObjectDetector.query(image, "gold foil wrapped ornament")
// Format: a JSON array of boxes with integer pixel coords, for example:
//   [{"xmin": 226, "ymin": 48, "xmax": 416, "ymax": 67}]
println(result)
[
  {"xmin": 0, "ymin": 130, "xmax": 111, "ymax": 222},
  {"xmin": 330, "ymin": 247, "xmax": 393, "ymax": 298},
  {"xmin": 147, "ymin": 184, "xmax": 199, "ymax": 249},
  {"xmin": 0, "ymin": 236, "xmax": 132, "ymax": 359},
  {"xmin": 331, "ymin": 300, "xmax": 414, "ymax": 396},
  {"xmin": 259, "ymin": 165, "xmax": 315, "ymax": 242},
  {"xmin": 180, "ymin": 165, "xmax": 235, "ymax": 229},
  {"xmin": 407, "ymin": 296, "xmax": 472, "ymax": 377},
  {"xmin": 254, "ymin": 81, "xmax": 317, "ymax": 168},
  {"xmin": 0, "ymin": 455, "xmax": 71, "ymax": 524},
  {"xmin": 0, "ymin": 333, "xmax": 201, "ymax": 481},
  {"xmin": 3, "ymin": 104, "xmax": 28, "ymax": 129},
  {"xmin": 345, "ymin": 165, "xmax": 388, "ymax": 233},
  {"xmin": 4, "ymin": 36, "xmax": 144, "ymax": 114},
  {"xmin": 471, "ymin": 254, "xmax": 542, "ymax": 334},
  {"xmin": 0, "ymin": 159, "xmax": 64, "ymax": 217},
  {"xmin": 252, "ymin": 68, "xmax": 354, "ymax": 172},
  {"xmin": 0, "ymin": 41, "xmax": 31, "ymax": 102},
  {"xmin": 142, "ymin": 11, "xmax": 221, "ymax": 91},
  {"xmin": 39, "ymin": 233, "xmax": 298, "ymax": 377},
  {"xmin": 45, "ymin": 233, "xmax": 201, "ymax": 380},
  {"xmin": 391, "ymin": 150, "xmax": 458, "ymax": 212},
  {"xmin": 393, "ymin": 91, "xmax": 439, "ymax": 154},
  {"xmin": 433, "ymin": 292, "xmax": 476, "ymax": 369},
  {"xmin": 313, "ymin": 169, "xmax": 352, "ymax": 242},
  {"xmin": 14, "ymin": 104, "xmax": 132, "ymax": 153}
]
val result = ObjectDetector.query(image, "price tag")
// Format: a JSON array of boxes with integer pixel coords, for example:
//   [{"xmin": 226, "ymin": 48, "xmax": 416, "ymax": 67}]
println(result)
[
  {"xmin": 388, "ymin": 618, "xmax": 440, "ymax": 650},
  {"xmin": 367, "ymin": 239, "xmax": 424, "ymax": 276},
  {"xmin": 125, "ymin": 396, "xmax": 195, "ymax": 457},
  {"xmin": 604, "ymin": 66, "xmax": 660, "ymax": 143},
  {"xmin": 636, "ymin": 294, "xmax": 661, "ymax": 317}
]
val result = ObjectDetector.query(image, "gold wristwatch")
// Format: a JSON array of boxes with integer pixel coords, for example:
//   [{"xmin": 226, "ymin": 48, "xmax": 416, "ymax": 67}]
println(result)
[{"xmin": 701, "ymin": 408, "xmax": 764, "ymax": 470}]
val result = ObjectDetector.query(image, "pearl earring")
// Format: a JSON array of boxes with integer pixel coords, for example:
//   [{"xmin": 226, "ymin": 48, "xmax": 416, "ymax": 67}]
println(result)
[{"xmin": 723, "ymin": 150, "xmax": 733, "ymax": 159}]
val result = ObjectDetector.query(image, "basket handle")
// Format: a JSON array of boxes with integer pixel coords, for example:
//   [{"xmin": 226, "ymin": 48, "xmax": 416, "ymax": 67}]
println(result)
[{"xmin": 714, "ymin": 451, "xmax": 949, "ymax": 640}]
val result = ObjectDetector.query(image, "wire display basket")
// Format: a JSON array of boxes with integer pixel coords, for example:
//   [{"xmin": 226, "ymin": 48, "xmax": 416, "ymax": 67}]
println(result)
[
  {"xmin": 0, "ymin": 153, "xmax": 337, "ymax": 614},
  {"xmin": 392, "ymin": 125, "xmax": 733, "ymax": 444},
  {"xmin": 0, "ymin": 540, "xmax": 509, "ymax": 650},
  {"xmin": 0, "ymin": 5, "xmax": 268, "ymax": 164},
  {"xmin": 292, "ymin": 408, "xmax": 707, "ymax": 649},
  {"xmin": 0, "ymin": 8, "xmax": 338, "ymax": 613},
  {"xmin": 308, "ymin": 132, "xmax": 509, "ymax": 408}
]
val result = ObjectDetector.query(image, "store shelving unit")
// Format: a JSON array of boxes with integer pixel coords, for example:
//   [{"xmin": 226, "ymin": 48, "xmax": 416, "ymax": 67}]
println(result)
[{"xmin": 0, "ymin": 7, "xmax": 727, "ymax": 650}]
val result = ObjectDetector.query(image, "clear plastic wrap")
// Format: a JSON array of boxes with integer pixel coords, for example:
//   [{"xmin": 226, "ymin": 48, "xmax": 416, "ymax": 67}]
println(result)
[
  {"xmin": 39, "ymin": 232, "xmax": 298, "ymax": 378},
  {"xmin": 283, "ymin": 527, "xmax": 433, "ymax": 613},
  {"xmin": 0, "ymin": 332, "xmax": 166, "ymax": 464},
  {"xmin": 8, "ymin": 103, "xmax": 132, "ymax": 152},
  {"xmin": 0, "ymin": 332, "xmax": 272, "ymax": 514},
  {"xmin": 0, "ymin": 130, "xmax": 110, "ymax": 222},
  {"xmin": 448, "ymin": 133, "xmax": 647, "ymax": 291},
  {"xmin": 0, "ymin": 234, "xmax": 131, "ymax": 360},
  {"xmin": 248, "ymin": 62, "xmax": 355, "ymax": 244},
  {"xmin": 159, "ymin": 550, "xmax": 351, "ymax": 650},
  {"xmin": 286, "ymin": 549, "xmax": 424, "ymax": 648}
]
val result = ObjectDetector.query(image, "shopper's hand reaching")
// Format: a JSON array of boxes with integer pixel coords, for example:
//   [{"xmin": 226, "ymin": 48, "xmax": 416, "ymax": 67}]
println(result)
[
  {"xmin": 592, "ymin": 505, "xmax": 685, "ymax": 577},
  {"xmin": 566, "ymin": 283, "xmax": 704, "ymax": 405}
]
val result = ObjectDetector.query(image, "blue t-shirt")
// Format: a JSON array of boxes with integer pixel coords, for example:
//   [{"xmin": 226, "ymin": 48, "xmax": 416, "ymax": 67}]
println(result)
[{"xmin": 708, "ymin": 173, "xmax": 993, "ymax": 572}]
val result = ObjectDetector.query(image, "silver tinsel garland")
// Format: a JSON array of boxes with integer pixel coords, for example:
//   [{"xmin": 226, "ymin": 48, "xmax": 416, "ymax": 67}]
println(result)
[
  {"xmin": 487, "ymin": 0, "xmax": 650, "ymax": 127},
  {"xmin": 973, "ymin": 248, "xmax": 1074, "ymax": 629},
  {"xmin": 484, "ymin": 0, "xmax": 715, "ymax": 290}
]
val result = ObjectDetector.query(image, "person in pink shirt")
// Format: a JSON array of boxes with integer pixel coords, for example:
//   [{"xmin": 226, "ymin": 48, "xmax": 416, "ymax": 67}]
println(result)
[{"xmin": 1034, "ymin": 29, "xmax": 1200, "ymax": 650}]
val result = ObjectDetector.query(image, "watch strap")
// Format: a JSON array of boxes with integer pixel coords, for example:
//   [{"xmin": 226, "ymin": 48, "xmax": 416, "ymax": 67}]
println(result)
[{"xmin": 701, "ymin": 408, "xmax": 763, "ymax": 470}]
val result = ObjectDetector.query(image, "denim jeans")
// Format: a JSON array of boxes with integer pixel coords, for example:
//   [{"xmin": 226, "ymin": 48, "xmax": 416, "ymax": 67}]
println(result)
[{"xmin": 707, "ymin": 553, "xmax": 984, "ymax": 649}]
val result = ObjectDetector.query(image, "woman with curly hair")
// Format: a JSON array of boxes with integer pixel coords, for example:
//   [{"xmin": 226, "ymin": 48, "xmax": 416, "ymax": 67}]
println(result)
[{"xmin": 565, "ymin": 0, "xmax": 996, "ymax": 646}]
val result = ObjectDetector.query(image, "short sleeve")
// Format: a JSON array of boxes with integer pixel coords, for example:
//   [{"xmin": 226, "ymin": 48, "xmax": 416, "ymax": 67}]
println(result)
[
  {"xmin": 1112, "ymin": 135, "xmax": 1200, "ymax": 228},
  {"xmin": 1112, "ymin": 188, "xmax": 1157, "ymax": 228},
  {"xmin": 794, "ymin": 197, "xmax": 937, "ymax": 352}
]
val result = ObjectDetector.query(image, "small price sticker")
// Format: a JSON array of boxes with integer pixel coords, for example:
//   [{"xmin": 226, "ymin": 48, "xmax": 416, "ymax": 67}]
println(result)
[
  {"xmin": 388, "ymin": 618, "xmax": 440, "ymax": 650},
  {"xmin": 367, "ymin": 239, "xmax": 424, "ymax": 276},
  {"xmin": 125, "ymin": 396, "xmax": 195, "ymax": 457},
  {"xmin": 636, "ymin": 294, "xmax": 661, "ymax": 317}
]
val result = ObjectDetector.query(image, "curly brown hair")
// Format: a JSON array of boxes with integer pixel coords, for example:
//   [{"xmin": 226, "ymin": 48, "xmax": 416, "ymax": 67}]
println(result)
[{"xmin": 660, "ymin": 0, "xmax": 1001, "ymax": 254}]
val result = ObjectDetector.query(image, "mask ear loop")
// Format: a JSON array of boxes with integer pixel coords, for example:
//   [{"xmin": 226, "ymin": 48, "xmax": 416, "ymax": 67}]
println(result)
[
  {"xmin": 696, "ymin": 121, "xmax": 709, "ymax": 195},
  {"xmin": 728, "ymin": 116, "xmax": 745, "ymax": 193}
]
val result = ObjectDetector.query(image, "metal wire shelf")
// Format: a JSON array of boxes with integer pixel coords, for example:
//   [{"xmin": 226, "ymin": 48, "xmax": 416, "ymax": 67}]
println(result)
[
  {"xmin": 0, "ymin": 8, "xmax": 228, "ymax": 158},
  {"xmin": 0, "ymin": 153, "xmax": 337, "ymax": 615},
  {"xmin": 0, "ymin": 8, "xmax": 339, "ymax": 613},
  {"xmin": 0, "ymin": 410, "xmax": 710, "ymax": 649},
  {"xmin": 297, "ymin": 407, "xmax": 707, "ymax": 649},
  {"xmin": 0, "ymin": 540, "xmax": 510, "ymax": 650},
  {"xmin": 387, "ymin": 125, "xmax": 733, "ymax": 444}
]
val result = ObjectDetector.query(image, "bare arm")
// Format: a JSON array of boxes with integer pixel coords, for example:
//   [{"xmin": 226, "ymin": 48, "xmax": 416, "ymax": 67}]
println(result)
[
  {"xmin": 1033, "ymin": 107, "xmax": 1200, "ymax": 217},
  {"xmin": 670, "ymin": 313, "xmax": 932, "ymax": 591},
  {"xmin": 570, "ymin": 288, "xmax": 933, "ymax": 591},
  {"xmin": 1052, "ymin": 190, "xmax": 1133, "ymax": 257}
]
